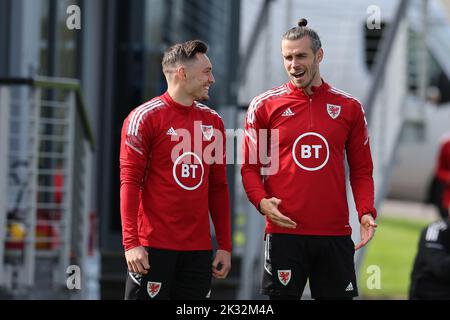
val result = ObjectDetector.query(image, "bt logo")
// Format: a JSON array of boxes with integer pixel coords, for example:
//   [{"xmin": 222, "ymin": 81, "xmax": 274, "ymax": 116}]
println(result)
[
  {"xmin": 181, "ymin": 164, "xmax": 199, "ymax": 178},
  {"xmin": 173, "ymin": 152, "xmax": 204, "ymax": 190},
  {"xmin": 292, "ymin": 132, "xmax": 329, "ymax": 171},
  {"xmin": 300, "ymin": 145, "xmax": 322, "ymax": 159}
]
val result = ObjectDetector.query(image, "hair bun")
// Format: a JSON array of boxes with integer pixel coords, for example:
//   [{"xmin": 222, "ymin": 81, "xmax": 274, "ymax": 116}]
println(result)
[{"xmin": 298, "ymin": 18, "xmax": 308, "ymax": 27}]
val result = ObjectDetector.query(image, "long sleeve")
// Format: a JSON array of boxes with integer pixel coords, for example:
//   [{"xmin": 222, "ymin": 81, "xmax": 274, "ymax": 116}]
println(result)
[
  {"xmin": 436, "ymin": 140, "xmax": 450, "ymax": 185},
  {"xmin": 241, "ymin": 103, "xmax": 269, "ymax": 211},
  {"xmin": 209, "ymin": 120, "xmax": 232, "ymax": 253},
  {"xmin": 346, "ymin": 103, "xmax": 377, "ymax": 222},
  {"xmin": 119, "ymin": 113, "xmax": 152, "ymax": 251}
]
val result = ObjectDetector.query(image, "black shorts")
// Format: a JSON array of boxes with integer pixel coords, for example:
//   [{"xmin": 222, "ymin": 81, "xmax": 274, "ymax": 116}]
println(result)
[
  {"xmin": 262, "ymin": 234, "xmax": 358, "ymax": 299},
  {"xmin": 124, "ymin": 248, "xmax": 212, "ymax": 300}
]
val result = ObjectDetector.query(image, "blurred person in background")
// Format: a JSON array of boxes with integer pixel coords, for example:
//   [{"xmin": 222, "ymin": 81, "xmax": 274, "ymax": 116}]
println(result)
[
  {"xmin": 410, "ymin": 133, "xmax": 450, "ymax": 299},
  {"xmin": 120, "ymin": 40, "xmax": 231, "ymax": 300},
  {"xmin": 241, "ymin": 19, "xmax": 377, "ymax": 300},
  {"xmin": 433, "ymin": 134, "xmax": 450, "ymax": 219},
  {"xmin": 409, "ymin": 214, "xmax": 450, "ymax": 299}
]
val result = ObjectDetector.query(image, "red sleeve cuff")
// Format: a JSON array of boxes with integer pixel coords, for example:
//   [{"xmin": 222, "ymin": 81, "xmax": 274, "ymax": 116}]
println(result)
[
  {"xmin": 358, "ymin": 208, "xmax": 377, "ymax": 223},
  {"xmin": 252, "ymin": 194, "xmax": 269, "ymax": 214},
  {"xmin": 123, "ymin": 241, "xmax": 141, "ymax": 252},
  {"xmin": 218, "ymin": 245, "xmax": 232, "ymax": 254}
]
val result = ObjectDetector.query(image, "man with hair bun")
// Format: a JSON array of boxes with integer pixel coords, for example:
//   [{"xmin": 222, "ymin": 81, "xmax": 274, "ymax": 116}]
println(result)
[
  {"xmin": 120, "ymin": 40, "xmax": 232, "ymax": 300},
  {"xmin": 242, "ymin": 19, "xmax": 377, "ymax": 300}
]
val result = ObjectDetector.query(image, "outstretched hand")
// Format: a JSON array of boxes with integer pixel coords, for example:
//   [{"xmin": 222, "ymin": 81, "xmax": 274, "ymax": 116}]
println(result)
[
  {"xmin": 355, "ymin": 214, "xmax": 378, "ymax": 251},
  {"xmin": 259, "ymin": 198, "xmax": 297, "ymax": 229}
]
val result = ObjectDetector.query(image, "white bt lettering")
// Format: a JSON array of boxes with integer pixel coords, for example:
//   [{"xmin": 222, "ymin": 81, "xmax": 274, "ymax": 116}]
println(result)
[
  {"xmin": 301, "ymin": 145, "xmax": 322, "ymax": 159},
  {"xmin": 181, "ymin": 164, "xmax": 198, "ymax": 178}
]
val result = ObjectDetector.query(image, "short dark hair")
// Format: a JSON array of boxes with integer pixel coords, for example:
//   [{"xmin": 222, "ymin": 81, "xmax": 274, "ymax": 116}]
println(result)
[
  {"xmin": 282, "ymin": 18, "xmax": 322, "ymax": 53},
  {"xmin": 162, "ymin": 40, "xmax": 208, "ymax": 74}
]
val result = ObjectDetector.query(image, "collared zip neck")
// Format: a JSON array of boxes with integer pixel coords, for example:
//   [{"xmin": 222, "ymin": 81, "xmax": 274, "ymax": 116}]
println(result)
[
  {"xmin": 287, "ymin": 79, "xmax": 330, "ymax": 98},
  {"xmin": 162, "ymin": 91, "xmax": 194, "ymax": 113}
]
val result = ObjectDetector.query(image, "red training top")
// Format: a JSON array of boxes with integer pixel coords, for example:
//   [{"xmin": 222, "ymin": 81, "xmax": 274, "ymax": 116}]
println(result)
[
  {"xmin": 242, "ymin": 80, "xmax": 377, "ymax": 236},
  {"xmin": 120, "ymin": 92, "xmax": 232, "ymax": 253}
]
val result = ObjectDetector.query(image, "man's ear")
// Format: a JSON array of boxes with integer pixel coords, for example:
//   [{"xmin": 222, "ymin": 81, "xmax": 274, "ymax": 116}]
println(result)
[
  {"xmin": 176, "ymin": 66, "xmax": 187, "ymax": 80},
  {"xmin": 315, "ymin": 48, "xmax": 324, "ymax": 63}
]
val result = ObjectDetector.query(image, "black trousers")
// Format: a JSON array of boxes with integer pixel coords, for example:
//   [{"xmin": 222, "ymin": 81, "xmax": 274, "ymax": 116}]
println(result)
[
  {"xmin": 124, "ymin": 248, "xmax": 212, "ymax": 300},
  {"xmin": 262, "ymin": 234, "xmax": 358, "ymax": 299}
]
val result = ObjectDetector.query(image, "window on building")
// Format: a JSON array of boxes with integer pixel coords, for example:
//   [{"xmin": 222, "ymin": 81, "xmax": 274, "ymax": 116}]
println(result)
[
  {"xmin": 408, "ymin": 29, "xmax": 450, "ymax": 105},
  {"xmin": 364, "ymin": 23, "xmax": 450, "ymax": 106},
  {"xmin": 39, "ymin": 0, "xmax": 81, "ymax": 78},
  {"xmin": 364, "ymin": 21, "xmax": 386, "ymax": 72}
]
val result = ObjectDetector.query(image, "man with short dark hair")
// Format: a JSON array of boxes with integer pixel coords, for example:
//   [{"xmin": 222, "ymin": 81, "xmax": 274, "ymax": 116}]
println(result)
[
  {"xmin": 241, "ymin": 19, "xmax": 377, "ymax": 300},
  {"xmin": 120, "ymin": 40, "xmax": 232, "ymax": 300}
]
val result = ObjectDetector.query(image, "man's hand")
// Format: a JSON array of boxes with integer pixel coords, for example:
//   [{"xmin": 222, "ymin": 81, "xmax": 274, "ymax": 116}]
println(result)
[
  {"xmin": 125, "ymin": 246, "xmax": 150, "ymax": 274},
  {"xmin": 355, "ymin": 214, "xmax": 378, "ymax": 251},
  {"xmin": 212, "ymin": 249, "xmax": 231, "ymax": 279},
  {"xmin": 259, "ymin": 198, "xmax": 297, "ymax": 229}
]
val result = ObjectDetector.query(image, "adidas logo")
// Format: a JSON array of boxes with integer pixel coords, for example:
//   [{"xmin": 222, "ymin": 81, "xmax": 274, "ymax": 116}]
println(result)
[
  {"xmin": 166, "ymin": 127, "xmax": 177, "ymax": 136},
  {"xmin": 345, "ymin": 282, "xmax": 354, "ymax": 292},
  {"xmin": 282, "ymin": 108, "xmax": 295, "ymax": 116}
]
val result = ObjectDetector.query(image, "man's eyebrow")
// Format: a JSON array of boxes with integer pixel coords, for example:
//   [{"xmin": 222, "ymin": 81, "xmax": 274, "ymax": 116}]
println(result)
[{"xmin": 284, "ymin": 53, "xmax": 308, "ymax": 59}]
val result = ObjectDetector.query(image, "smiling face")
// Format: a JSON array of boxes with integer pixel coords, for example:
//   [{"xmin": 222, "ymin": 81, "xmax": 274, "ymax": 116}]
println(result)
[
  {"xmin": 281, "ymin": 37, "xmax": 323, "ymax": 92},
  {"xmin": 183, "ymin": 53, "xmax": 215, "ymax": 101}
]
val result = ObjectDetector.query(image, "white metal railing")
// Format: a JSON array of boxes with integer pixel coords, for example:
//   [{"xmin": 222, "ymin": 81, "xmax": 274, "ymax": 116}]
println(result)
[{"xmin": 0, "ymin": 77, "xmax": 94, "ymax": 298}]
